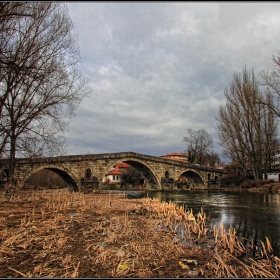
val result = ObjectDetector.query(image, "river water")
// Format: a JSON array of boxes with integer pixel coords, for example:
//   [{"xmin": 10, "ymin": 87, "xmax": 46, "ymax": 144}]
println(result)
[{"xmin": 146, "ymin": 190, "xmax": 280, "ymax": 257}]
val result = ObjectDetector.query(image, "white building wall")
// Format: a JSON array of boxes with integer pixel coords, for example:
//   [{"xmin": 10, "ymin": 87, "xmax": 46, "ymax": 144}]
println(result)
[
  {"xmin": 264, "ymin": 173, "xmax": 280, "ymax": 182},
  {"xmin": 102, "ymin": 174, "xmax": 121, "ymax": 184}
]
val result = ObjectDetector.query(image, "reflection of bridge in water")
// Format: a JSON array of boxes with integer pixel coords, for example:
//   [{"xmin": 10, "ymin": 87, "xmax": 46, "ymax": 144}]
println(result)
[{"xmin": 0, "ymin": 152, "xmax": 226, "ymax": 191}]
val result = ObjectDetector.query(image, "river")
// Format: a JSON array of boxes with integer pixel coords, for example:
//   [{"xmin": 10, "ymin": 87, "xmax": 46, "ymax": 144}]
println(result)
[{"xmin": 146, "ymin": 190, "xmax": 280, "ymax": 257}]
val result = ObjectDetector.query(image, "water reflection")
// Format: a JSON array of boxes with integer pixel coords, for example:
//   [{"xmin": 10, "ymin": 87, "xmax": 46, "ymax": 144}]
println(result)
[{"xmin": 147, "ymin": 190, "xmax": 280, "ymax": 257}]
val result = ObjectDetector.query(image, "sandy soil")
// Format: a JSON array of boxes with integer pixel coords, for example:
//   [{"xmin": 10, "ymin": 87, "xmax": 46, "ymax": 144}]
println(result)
[{"xmin": 0, "ymin": 188, "xmax": 279, "ymax": 278}]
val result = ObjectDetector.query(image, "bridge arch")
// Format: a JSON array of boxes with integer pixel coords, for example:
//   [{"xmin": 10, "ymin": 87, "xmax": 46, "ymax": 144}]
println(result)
[
  {"xmin": 105, "ymin": 158, "xmax": 161, "ymax": 190},
  {"xmin": 21, "ymin": 165, "xmax": 81, "ymax": 191},
  {"xmin": 177, "ymin": 169, "xmax": 206, "ymax": 190}
]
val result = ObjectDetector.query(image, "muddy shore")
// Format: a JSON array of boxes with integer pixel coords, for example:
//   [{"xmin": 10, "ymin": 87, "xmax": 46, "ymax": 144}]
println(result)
[{"xmin": 0, "ymin": 189, "xmax": 279, "ymax": 278}]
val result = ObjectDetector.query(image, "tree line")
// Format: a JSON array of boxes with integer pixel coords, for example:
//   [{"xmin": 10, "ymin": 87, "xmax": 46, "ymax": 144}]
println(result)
[{"xmin": 183, "ymin": 53, "xmax": 280, "ymax": 187}]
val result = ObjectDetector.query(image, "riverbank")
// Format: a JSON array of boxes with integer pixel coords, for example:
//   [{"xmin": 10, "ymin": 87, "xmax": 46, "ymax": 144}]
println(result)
[
  {"xmin": 221, "ymin": 182, "xmax": 280, "ymax": 193},
  {"xmin": 0, "ymin": 189, "xmax": 279, "ymax": 278},
  {"xmin": 247, "ymin": 182, "xmax": 280, "ymax": 192}
]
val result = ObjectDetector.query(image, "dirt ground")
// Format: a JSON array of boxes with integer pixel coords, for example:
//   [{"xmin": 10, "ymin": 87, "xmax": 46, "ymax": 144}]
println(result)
[{"xmin": 0, "ymin": 188, "xmax": 279, "ymax": 278}]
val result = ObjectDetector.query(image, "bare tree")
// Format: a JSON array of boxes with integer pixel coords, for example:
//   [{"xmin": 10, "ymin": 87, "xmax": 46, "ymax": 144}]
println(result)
[
  {"xmin": 0, "ymin": 3, "xmax": 91, "ymax": 182},
  {"xmin": 204, "ymin": 152, "xmax": 221, "ymax": 168},
  {"xmin": 216, "ymin": 67, "xmax": 278, "ymax": 184},
  {"xmin": 259, "ymin": 50, "xmax": 280, "ymax": 117},
  {"xmin": 182, "ymin": 128, "xmax": 214, "ymax": 165}
]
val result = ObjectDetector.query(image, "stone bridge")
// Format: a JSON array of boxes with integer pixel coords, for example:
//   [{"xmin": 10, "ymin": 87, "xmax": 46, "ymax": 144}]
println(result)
[{"xmin": 0, "ymin": 152, "xmax": 226, "ymax": 191}]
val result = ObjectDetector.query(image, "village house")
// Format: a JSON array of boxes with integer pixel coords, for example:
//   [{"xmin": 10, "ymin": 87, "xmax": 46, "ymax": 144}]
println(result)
[
  {"xmin": 102, "ymin": 162, "xmax": 131, "ymax": 184},
  {"xmin": 263, "ymin": 145, "xmax": 280, "ymax": 181},
  {"xmin": 272, "ymin": 145, "xmax": 280, "ymax": 170}
]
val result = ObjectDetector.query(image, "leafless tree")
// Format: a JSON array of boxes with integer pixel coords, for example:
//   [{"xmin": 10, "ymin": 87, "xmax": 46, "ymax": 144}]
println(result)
[
  {"xmin": 204, "ymin": 152, "xmax": 221, "ymax": 168},
  {"xmin": 259, "ymin": 50, "xmax": 280, "ymax": 117},
  {"xmin": 216, "ymin": 67, "xmax": 278, "ymax": 184},
  {"xmin": 182, "ymin": 128, "xmax": 214, "ymax": 165},
  {"xmin": 0, "ymin": 3, "xmax": 91, "ymax": 182}
]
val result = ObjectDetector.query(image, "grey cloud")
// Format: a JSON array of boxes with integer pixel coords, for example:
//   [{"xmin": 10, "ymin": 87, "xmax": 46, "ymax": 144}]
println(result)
[{"xmin": 65, "ymin": 2, "xmax": 280, "ymax": 160}]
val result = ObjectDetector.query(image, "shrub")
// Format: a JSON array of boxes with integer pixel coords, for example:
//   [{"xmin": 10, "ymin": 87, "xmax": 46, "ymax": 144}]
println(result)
[{"xmin": 240, "ymin": 179, "xmax": 275, "ymax": 189}]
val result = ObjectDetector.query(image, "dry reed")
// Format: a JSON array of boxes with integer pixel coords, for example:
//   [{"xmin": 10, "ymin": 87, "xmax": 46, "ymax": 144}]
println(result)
[{"xmin": 0, "ymin": 189, "xmax": 279, "ymax": 278}]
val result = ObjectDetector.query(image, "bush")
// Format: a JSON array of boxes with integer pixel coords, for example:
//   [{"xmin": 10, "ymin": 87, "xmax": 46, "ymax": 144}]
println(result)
[
  {"xmin": 240, "ymin": 179, "xmax": 275, "ymax": 189},
  {"xmin": 240, "ymin": 180, "xmax": 256, "ymax": 189},
  {"xmin": 220, "ymin": 162, "xmax": 246, "ymax": 187}
]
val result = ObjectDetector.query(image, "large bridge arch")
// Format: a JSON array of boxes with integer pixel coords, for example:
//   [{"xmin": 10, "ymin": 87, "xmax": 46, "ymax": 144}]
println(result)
[
  {"xmin": 20, "ymin": 165, "xmax": 81, "ymax": 191},
  {"xmin": 104, "ymin": 158, "xmax": 161, "ymax": 190},
  {"xmin": 177, "ymin": 169, "xmax": 206, "ymax": 189}
]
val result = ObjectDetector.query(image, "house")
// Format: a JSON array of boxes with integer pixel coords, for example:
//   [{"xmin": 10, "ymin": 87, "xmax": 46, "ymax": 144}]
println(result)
[
  {"xmin": 264, "ymin": 172, "xmax": 280, "ymax": 182},
  {"xmin": 272, "ymin": 145, "xmax": 280, "ymax": 170},
  {"xmin": 260, "ymin": 145, "xmax": 280, "ymax": 181},
  {"xmin": 102, "ymin": 162, "xmax": 131, "ymax": 184},
  {"xmin": 263, "ymin": 145, "xmax": 280, "ymax": 181},
  {"xmin": 160, "ymin": 152, "xmax": 188, "ymax": 163}
]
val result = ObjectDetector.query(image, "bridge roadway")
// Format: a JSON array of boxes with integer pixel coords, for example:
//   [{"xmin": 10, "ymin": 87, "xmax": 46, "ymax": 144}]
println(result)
[{"xmin": 0, "ymin": 152, "xmax": 226, "ymax": 191}]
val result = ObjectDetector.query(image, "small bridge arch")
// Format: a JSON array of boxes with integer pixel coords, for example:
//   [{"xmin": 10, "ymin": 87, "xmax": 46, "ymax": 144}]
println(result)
[
  {"xmin": 105, "ymin": 158, "xmax": 161, "ymax": 189},
  {"xmin": 177, "ymin": 169, "xmax": 206, "ymax": 190},
  {"xmin": 21, "ymin": 165, "xmax": 80, "ymax": 191}
]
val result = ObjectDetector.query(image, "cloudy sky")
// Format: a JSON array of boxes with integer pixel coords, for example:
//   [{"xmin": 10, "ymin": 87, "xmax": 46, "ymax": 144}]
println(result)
[{"xmin": 65, "ymin": 2, "xmax": 280, "ymax": 160}]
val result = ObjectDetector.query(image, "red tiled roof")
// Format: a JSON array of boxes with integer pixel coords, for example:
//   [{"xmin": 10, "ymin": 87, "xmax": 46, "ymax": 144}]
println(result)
[
  {"xmin": 116, "ymin": 162, "xmax": 130, "ymax": 168},
  {"xmin": 106, "ymin": 162, "xmax": 131, "ymax": 175},
  {"xmin": 160, "ymin": 152, "xmax": 188, "ymax": 162},
  {"xmin": 160, "ymin": 157, "xmax": 188, "ymax": 162},
  {"xmin": 107, "ymin": 165, "xmax": 122, "ymax": 175}
]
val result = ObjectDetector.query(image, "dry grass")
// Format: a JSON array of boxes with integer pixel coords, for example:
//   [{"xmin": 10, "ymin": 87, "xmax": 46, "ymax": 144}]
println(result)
[{"xmin": 0, "ymin": 188, "xmax": 279, "ymax": 278}]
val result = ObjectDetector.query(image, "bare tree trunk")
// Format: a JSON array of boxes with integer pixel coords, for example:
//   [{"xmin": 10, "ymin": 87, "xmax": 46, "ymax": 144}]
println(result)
[
  {"xmin": 0, "ymin": 134, "xmax": 8, "ymax": 158},
  {"xmin": 8, "ymin": 133, "xmax": 16, "ymax": 184}
]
